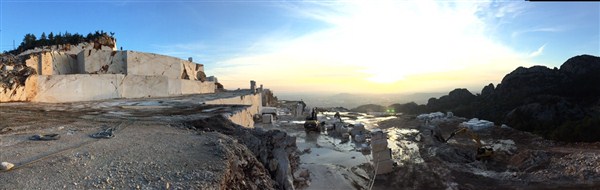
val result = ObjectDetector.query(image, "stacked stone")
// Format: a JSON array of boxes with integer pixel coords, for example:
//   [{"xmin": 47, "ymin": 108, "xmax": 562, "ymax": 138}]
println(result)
[{"xmin": 371, "ymin": 130, "xmax": 394, "ymax": 174}]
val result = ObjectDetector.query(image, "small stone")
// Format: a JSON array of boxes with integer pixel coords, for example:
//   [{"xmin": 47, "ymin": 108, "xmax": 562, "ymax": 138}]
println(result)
[
  {"xmin": 298, "ymin": 169, "xmax": 309, "ymax": 178},
  {"xmin": 1, "ymin": 162, "xmax": 15, "ymax": 171}
]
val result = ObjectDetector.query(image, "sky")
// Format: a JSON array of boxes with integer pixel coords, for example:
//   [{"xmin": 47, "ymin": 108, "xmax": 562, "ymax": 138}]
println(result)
[{"xmin": 1, "ymin": 0, "xmax": 599, "ymax": 95}]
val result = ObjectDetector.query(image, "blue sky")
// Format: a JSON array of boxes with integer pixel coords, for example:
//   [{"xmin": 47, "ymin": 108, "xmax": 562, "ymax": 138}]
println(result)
[{"xmin": 1, "ymin": 0, "xmax": 599, "ymax": 93}]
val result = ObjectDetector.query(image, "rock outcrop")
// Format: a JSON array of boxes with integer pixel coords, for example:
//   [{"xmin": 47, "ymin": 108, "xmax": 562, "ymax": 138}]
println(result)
[
  {"xmin": 184, "ymin": 116, "xmax": 300, "ymax": 189},
  {"xmin": 406, "ymin": 54, "xmax": 600, "ymax": 142}
]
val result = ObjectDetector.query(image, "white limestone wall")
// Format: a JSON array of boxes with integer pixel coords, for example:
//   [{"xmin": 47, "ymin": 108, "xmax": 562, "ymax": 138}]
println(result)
[
  {"xmin": 4, "ymin": 49, "xmax": 216, "ymax": 103},
  {"xmin": 168, "ymin": 79, "xmax": 215, "ymax": 95},
  {"xmin": 78, "ymin": 50, "xmax": 127, "ymax": 74},
  {"xmin": 121, "ymin": 75, "xmax": 169, "ymax": 98},
  {"xmin": 223, "ymin": 107, "xmax": 255, "ymax": 128},
  {"xmin": 23, "ymin": 51, "xmax": 78, "ymax": 75},
  {"xmin": 33, "ymin": 74, "xmax": 124, "ymax": 102},
  {"xmin": 126, "ymin": 51, "xmax": 204, "ymax": 80},
  {"xmin": 204, "ymin": 92, "xmax": 263, "ymax": 117},
  {"xmin": 126, "ymin": 51, "xmax": 183, "ymax": 79},
  {"xmin": 41, "ymin": 52, "xmax": 78, "ymax": 75}
]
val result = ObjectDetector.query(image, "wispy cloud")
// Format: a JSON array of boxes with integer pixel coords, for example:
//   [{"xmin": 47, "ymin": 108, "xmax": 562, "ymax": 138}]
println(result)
[
  {"xmin": 512, "ymin": 27, "xmax": 562, "ymax": 38},
  {"xmin": 528, "ymin": 44, "xmax": 546, "ymax": 58}
]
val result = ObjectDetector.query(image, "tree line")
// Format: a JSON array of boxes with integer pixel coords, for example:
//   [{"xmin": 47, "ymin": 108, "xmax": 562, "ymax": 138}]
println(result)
[{"xmin": 7, "ymin": 30, "xmax": 115, "ymax": 55}]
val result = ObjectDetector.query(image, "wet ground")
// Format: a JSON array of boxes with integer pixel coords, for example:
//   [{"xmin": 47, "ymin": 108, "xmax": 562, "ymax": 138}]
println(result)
[
  {"xmin": 0, "ymin": 92, "xmax": 276, "ymax": 189},
  {"xmin": 260, "ymin": 110, "xmax": 600, "ymax": 190},
  {"xmin": 258, "ymin": 111, "xmax": 399, "ymax": 190}
]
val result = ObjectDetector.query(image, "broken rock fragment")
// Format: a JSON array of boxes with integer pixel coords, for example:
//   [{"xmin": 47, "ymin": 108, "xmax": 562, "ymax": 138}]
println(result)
[{"xmin": 1, "ymin": 162, "xmax": 15, "ymax": 171}]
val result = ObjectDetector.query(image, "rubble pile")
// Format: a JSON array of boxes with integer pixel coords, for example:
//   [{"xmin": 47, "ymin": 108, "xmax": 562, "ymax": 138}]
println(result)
[
  {"xmin": 214, "ymin": 133, "xmax": 275, "ymax": 190},
  {"xmin": 183, "ymin": 116, "xmax": 301, "ymax": 189},
  {"xmin": 234, "ymin": 129, "xmax": 301, "ymax": 190},
  {"xmin": 0, "ymin": 54, "xmax": 36, "ymax": 91}
]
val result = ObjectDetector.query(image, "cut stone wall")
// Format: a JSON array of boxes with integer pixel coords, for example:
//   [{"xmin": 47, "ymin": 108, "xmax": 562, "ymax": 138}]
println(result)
[
  {"xmin": 78, "ymin": 50, "xmax": 127, "ymax": 74},
  {"xmin": 1, "ymin": 74, "xmax": 216, "ymax": 103},
  {"xmin": 3, "ymin": 48, "xmax": 215, "ymax": 103},
  {"xmin": 168, "ymin": 79, "xmax": 215, "ymax": 95},
  {"xmin": 72, "ymin": 50, "xmax": 203, "ymax": 79},
  {"xmin": 223, "ymin": 106, "xmax": 255, "ymax": 128},
  {"xmin": 121, "ymin": 75, "xmax": 169, "ymax": 98},
  {"xmin": 24, "ymin": 51, "xmax": 78, "ymax": 75},
  {"xmin": 127, "ymin": 51, "xmax": 191, "ymax": 80},
  {"xmin": 204, "ymin": 92, "xmax": 263, "ymax": 118},
  {"xmin": 33, "ymin": 74, "xmax": 124, "ymax": 103}
]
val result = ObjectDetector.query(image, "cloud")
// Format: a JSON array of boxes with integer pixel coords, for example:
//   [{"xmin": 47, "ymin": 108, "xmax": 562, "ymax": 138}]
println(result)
[
  {"xmin": 528, "ymin": 44, "xmax": 546, "ymax": 58},
  {"xmin": 212, "ymin": 0, "xmax": 537, "ymax": 93},
  {"xmin": 511, "ymin": 27, "xmax": 562, "ymax": 38}
]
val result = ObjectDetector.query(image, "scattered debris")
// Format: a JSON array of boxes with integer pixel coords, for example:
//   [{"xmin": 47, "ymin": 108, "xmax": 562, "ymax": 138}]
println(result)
[
  {"xmin": 29, "ymin": 134, "xmax": 61, "ymax": 141},
  {"xmin": 90, "ymin": 128, "xmax": 114, "ymax": 139}
]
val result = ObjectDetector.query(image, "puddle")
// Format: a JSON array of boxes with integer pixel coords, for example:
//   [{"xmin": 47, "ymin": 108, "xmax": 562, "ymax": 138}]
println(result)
[
  {"xmin": 387, "ymin": 128, "xmax": 424, "ymax": 165},
  {"xmin": 263, "ymin": 110, "xmax": 400, "ymax": 190}
]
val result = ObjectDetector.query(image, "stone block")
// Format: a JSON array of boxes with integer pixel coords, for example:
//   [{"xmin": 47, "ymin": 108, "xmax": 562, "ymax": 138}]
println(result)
[
  {"xmin": 204, "ymin": 93, "xmax": 262, "ymax": 116},
  {"xmin": 262, "ymin": 114, "xmax": 274, "ymax": 124},
  {"xmin": 374, "ymin": 159, "xmax": 395, "ymax": 174},
  {"xmin": 24, "ymin": 53, "xmax": 41, "ymax": 74},
  {"xmin": 179, "ymin": 80, "xmax": 215, "ymax": 95},
  {"xmin": 34, "ymin": 74, "xmax": 124, "ymax": 102},
  {"xmin": 167, "ymin": 79, "xmax": 215, "ymax": 95},
  {"xmin": 207, "ymin": 76, "xmax": 218, "ymax": 83},
  {"xmin": 181, "ymin": 60, "xmax": 204, "ymax": 81},
  {"xmin": 78, "ymin": 50, "xmax": 126, "ymax": 74},
  {"xmin": 126, "ymin": 51, "xmax": 186, "ymax": 79},
  {"xmin": 372, "ymin": 131, "xmax": 387, "ymax": 141},
  {"xmin": 24, "ymin": 51, "xmax": 78, "ymax": 75},
  {"xmin": 371, "ymin": 139, "xmax": 389, "ymax": 152},
  {"xmin": 372, "ymin": 148, "xmax": 392, "ymax": 162},
  {"xmin": 121, "ymin": 75, "xmax": 169, "ymax": 98}
]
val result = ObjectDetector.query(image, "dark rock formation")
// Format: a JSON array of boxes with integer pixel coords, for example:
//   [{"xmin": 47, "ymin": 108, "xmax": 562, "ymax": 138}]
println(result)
[
  {"xmin": 351, "ymin": 104, "xmax": 387, "ymax": 113},
  {"xmin": 403, "ymin": 54, "xmax": 600, "ymax": 142},
  {"xmin": 183, "ymin": 116, "xmax": 300, "ymax": 189},
  {"xmin": 389, "ymin": 102, "xmax": 427, "ymax": 115},
  {"xmin": 481, "ymin": 83, "xmax": 495, "ymax": 96},
  {"xmin": 426, "ymin": 88, "xmax": 477, "ymax": 116}
]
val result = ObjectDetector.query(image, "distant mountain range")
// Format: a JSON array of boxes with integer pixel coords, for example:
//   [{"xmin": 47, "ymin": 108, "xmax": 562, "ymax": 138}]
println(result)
[{"xmin": 277, "ymin": 92, "xmax": 445, "ymax": 109}]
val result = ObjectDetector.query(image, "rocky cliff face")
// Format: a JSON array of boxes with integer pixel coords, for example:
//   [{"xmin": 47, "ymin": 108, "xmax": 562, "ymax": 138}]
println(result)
[
  {"xmin": 183, "ymin": 116, "xmax": 300, "ymax": 189},
  {"xmin": 417, "ymin": 54, "xmax": 600, "ymax": 142}
]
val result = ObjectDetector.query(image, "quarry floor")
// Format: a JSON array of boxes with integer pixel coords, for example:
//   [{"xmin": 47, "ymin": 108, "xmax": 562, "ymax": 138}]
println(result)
[
  {"xmin": 0, "ymin": 92, "xmax": 274, "ymax": 189},
  {"xmin": 3, "ymin": 95, "xmax": 600, "ymax": 190}
]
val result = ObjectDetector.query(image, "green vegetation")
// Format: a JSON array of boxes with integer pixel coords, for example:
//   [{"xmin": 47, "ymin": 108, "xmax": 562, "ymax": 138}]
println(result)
[{"xmin": 7, "ymin": 30, "xmax": 115, "ymax": 55}]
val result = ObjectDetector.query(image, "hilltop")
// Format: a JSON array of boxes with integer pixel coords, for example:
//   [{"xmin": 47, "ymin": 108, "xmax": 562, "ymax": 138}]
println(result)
[{"xmin": 383, "ymin": 54, "xmax": 600, "ymax": 142}]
